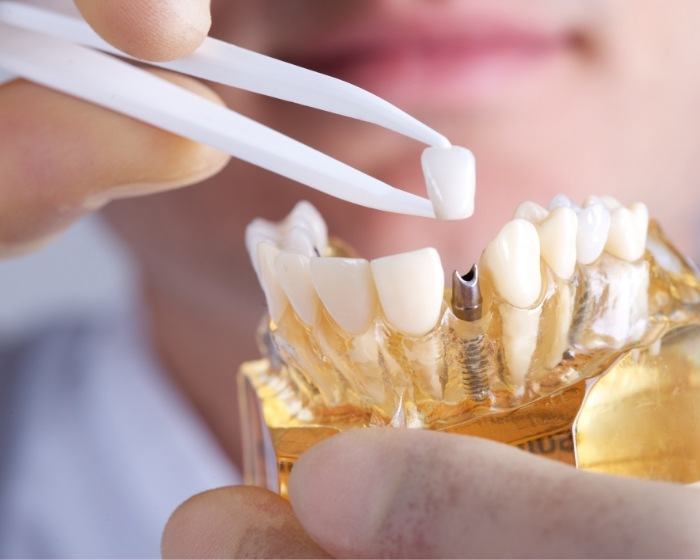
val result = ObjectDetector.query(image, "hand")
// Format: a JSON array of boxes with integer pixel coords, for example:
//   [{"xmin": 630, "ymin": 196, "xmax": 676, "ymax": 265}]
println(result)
[
  {"xmin": 0, "ymin": 0, "xmax": 228, "ymax": 256},
  {"xmin": 162, "ymin": 429, "xmax": 700, "ymax": 558}
]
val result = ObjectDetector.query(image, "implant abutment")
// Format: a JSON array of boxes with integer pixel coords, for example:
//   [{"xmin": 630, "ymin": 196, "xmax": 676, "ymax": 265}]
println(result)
[{"xmin": 451, "ymin": 264, "xmax": 483, "ymax": 321}]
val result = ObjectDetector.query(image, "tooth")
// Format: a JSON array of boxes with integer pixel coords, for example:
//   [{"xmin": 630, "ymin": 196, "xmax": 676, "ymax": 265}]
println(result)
[
  {"xmin": 310, "ymin": 257, "xmax": 377, "ymax": 334},
  {"xmin": 421, "ymin": 146, "xmax": 476, "ymax": 220},
  {"xmin": 256, "ymin": 242, "xmax": 288, "ymax": 323},
  {"xmin": 500, "ymin": 305, "xmax": 540, "ymax": 388},
  {"xmin": 274, "ymin": 251, "xmax": 318, "ymax": 326},
  {"xmin": 245, "ymin": 218, "xmax": 279, "ymax": 277},
  {"xmin": 537, "ymin": 207, "xmax": 578, "ymax": 280},
  {"xmin": 548, "ymin": 194, "xmax": 579, "ymax": 212},
  {"xmin": 283, "ymin": 201, "xmax": 328, "ymax": 253},
  {"xmin": 514, "ymin": 201, "xmax": 549, "ymax": 224},
  {"xmin": 371, "ymin": 248, "xmax": 444, "ymax": 336},
  {"xmin": 576, "ymin": 202, "xmax": 611, "ymax": 265},
  {"xmin": 545, "ymin": 282, "xmax": 574, "ymax": 369},
  {"xmin": 483, "ymin": 219, "xmax": 541, "ymax": 308},
  {"xmin": 605, "ymin": 202, "xmax": 649, "ymax": 261},
  {"xmin": 282, "ymin": 225, "xmax": 316, "ymax": 257},
  {"xmin": 585, "ymin": 195, "xmax": 622, "ymax": 210}
]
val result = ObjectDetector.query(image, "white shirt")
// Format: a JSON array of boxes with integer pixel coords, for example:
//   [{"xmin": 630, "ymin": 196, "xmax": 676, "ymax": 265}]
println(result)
[{"xmin": 0, "ymin": 309, "xmax": 240, "ymax": 557}]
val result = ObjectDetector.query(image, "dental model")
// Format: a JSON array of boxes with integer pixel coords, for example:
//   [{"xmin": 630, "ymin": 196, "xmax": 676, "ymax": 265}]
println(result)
[{"xmin": 241, "ymin": 196, "xmax": 700, "ymax": 493}]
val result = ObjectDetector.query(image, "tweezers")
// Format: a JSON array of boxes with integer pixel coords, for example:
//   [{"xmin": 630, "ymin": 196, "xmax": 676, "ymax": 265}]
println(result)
[{"xmin": 0, "ymin": 1, "xmax": 451, "ymax": 218}]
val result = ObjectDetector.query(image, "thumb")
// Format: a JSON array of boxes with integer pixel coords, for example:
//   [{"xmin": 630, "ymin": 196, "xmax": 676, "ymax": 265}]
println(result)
[{"xmin": 288, "ymin": 428, "xmax": 700, "ymax": 558}]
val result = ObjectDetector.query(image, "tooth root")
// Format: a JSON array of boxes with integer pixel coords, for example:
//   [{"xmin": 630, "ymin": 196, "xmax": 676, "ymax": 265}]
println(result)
[
  {"xmin": 274, "ymin": 251, "xmax": 318, "ymax": 326},
  {"xmin": 371, "ymin": 248, "xmax": 445, "ymax": 337},
  {"xmin": 577, "ymin": 202, "xmax": 611, "ymax": 265},
  {"xmin": 310, "ymin": 257, "xmax": 377, "ymax": 335},
  {"xmin": 421, "ymin": 146, "xmax": 476, "ymax": 220},
  {"xmin": 245, "ymin": 219, "xmax": 279, "ymax": 277},
  {"xmin": 284, "ymin": 201, "xmax": 328, "ymax": 253},
  {"xmin": 605, "ymin": 202, "xmax": 649, "ymax": 261},
  {"xmin": 500, "ymin": 304, "xmax": 540, "ymax": 389},
  {"xmin": 282, "ymin": 225, "xmax": 317, "ymax": 257},
  {"xmin": 483, "ymin": 219, "xmax": 542, "ymax": 308},
  {"xmin": 538, "ymin": 207, "xmax": 578, "ymax": 280},
  {"xmin": 257, "ymin": 242, "xmax": 288, "ymax": 323},
  {"xmin": 545, "ymin": 282, "xmax": 574, "ymax": 369},
  {"xmin": 514, "ymin": 201, "xmax": 549, "ymax": 224}
]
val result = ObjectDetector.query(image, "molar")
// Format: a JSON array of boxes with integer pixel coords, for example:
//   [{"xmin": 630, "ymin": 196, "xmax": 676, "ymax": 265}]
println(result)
[
  {"xmin": 421, "ymin": 145, "xmax": 476, "ymax": 220},
  {"xmin": 548, "ymin": 193, "xmax": 580, "ymax": 212},
  {"xmin": 371, "ymin": 248, "xmax": 445, "ymax": 337},
  {"xmin": 282, "ymin": 200, "xmax": 328, "ymax": 253},
  {"xmin": 605, "ymin": 202, "xmax": 649, "ymax": 261},
  {"xmin": 275, "ymin": 251, "xmax": 318, "ymax": 326},
  {"xmin": 310, "ymin": 257, "xmax": 377, "ymax": 335}
]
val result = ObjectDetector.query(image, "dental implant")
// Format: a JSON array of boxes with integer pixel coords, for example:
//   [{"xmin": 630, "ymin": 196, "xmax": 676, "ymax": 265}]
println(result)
[{"xmin": 445, "ymin": 265, "xmax": 493, "ymax": 402}]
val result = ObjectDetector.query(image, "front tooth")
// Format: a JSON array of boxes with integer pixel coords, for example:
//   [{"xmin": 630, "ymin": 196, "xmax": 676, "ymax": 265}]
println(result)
[
  {"xmin": 311, "ymin": 257, "xmax": 377, "ymax": 334},
  {"xmin": 421, "ymin": 146, "xmax": 476, "ymax": 220},
  {"xmin": 282, "ymin": 225, "xmax": 316, "ymax": 257},
  {"xmin": 514, "ymin": 201, "xmax": 549, "ymax": 224},
  {"xmin": 605, "ymin": 202, "xmax": 649, "ymax": 261},
  {"xmin": 483, "ymin": 219, "xmax": 541, "ymax": 308},
  {"xmin": 548, "ymin": 194, "xmax": 579, "ymax": 212},
  {"xmin": 245, "ymin": 218, "xmax": 279, "ymax": 277},
  {"xmin": 284, "ymin": 201, "xmax": 328, "ymax": 253},
  {"xmin": 537, "ymin": 207, "xmax": 578, "ymax": 280},
  {"xmin": 500, "ymin": 305, "xmax": 541, "ymax": 388},
  {"xmin": 371, "ymin": 248, "xmax": 444, "ymax": 336},
  {"xmin": 257, "ymin": 242, "xmax": 288, "ymax": 323},
  {"xmin": 275, "ymin": 251, "xmax": 318, "ymax": 325},
  {"xmin": 577, "ymin": 202, "xmax": 611, "ymax": 265}
]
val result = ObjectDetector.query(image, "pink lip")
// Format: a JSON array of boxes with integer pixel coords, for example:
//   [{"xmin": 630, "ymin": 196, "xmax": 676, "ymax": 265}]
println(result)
[{"xmin": 283, "ymin": 13, "xmax": 577, "ymax": 108}]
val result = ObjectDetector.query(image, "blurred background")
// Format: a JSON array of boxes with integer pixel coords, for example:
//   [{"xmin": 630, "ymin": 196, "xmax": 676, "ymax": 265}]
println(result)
[{"xmin": 0, "ymin": 217, "xmax": 133, "ymax": 338}]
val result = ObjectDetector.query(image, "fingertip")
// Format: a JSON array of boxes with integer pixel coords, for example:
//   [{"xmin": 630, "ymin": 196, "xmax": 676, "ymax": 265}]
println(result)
[
  {"xmin": 162, "ymin": 486, "xmax": 328, "ymax": 559},
  {"xmin": 75, "ymin": 0, "xmax": 211, "ymax": 61}
]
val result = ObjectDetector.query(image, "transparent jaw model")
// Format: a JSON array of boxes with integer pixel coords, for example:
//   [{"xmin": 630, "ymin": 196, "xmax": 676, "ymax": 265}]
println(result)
[{"xmin": 239, "ymin": 197, "xmax": 700, "ymax": 496}]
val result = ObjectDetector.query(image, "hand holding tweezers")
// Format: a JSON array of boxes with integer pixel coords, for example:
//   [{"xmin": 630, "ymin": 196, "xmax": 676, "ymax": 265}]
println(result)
[{"xmin": 0, "ymin": 1, "xmax": 451, "ymax": 218}]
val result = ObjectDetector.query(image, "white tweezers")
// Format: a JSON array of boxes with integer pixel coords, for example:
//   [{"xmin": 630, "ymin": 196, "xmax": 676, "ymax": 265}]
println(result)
[{"xmin": 0, "ymin": 1, "xmax": 451, "ymax": 218}]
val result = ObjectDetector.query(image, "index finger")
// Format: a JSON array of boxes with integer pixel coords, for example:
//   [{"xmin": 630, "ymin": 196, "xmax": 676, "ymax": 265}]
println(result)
[
  {"xmin": 73, "ymin": 0, "xmax": 211, "ymax": 61},
  {"xmin": 289, "ymin": 429, "xmax": 700, "ymax": 558}
]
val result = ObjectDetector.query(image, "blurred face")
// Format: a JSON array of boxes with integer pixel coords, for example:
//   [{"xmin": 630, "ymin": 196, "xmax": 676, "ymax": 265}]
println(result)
[{"xmin": 105, "ymin": 0, "xmax": 700, "ymax": 314}]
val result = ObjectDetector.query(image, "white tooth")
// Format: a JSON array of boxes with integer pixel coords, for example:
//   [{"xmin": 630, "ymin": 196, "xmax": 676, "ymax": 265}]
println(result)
[
  {"xmin": 245, "ymin": 219, "xmax": 279, "ymax": 277},
  {"xmin": 371, "ymin": 248, "xmax": 444, "ymax": 336},
  {"xmin": 585, "ymin": 195, "xmax": 622, "ymax": 210},
  {"xmin": 537, "ymin": 207, "xmax": 578, "ymax": 280},
  {"xmin": 605, "ymin": 202, "xmax": 649, "ymax": 261},
  {"xmin": 483, "ymin": 219, "xmax": 541, "ymax": 308},
  {"xmin": 310, "ymin": 257, "xmax": 377, "ymax": 334},
  {"xmin": 514, "ymin": 201, "xmax": 549, "ymax": 224},
  {"xmin": 500, "ymin": 305, "xmax": 540, "ymax": 388},
  {"xmin": 576, "ymin": 202, "xmax": 611, "ymax": 265},
  {"xmin": 548, "ymin": 194, "xmax": 579, "ymax": 212},
  {"xmin": 421, "ymin": 146, "xmax": 476, "ymax": 220},
  {"xmin": 257, "ymin": 242, "xmax": 288, "ymax": 323},
  {"xmin": 282, "ymin": 225, "xmax": 316, "ymax": 257},
  {"xmin": 275, "ymin": 251, "xmax": 318, "ymax": 325},
  {"xmin": 284, "ymin": 201, "xmax": 328, "ymax": 253}
]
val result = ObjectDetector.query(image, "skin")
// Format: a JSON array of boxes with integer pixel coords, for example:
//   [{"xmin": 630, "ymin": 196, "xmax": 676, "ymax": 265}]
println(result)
[{"xmin": 4, "ymin": 0, "xmax": 700, "ymax": 557}]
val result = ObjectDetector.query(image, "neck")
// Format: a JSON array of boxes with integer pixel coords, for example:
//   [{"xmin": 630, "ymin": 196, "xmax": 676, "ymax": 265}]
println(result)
[{"xmin": 142, "ymin": 273, "xmax": 263, "ymax": 469}]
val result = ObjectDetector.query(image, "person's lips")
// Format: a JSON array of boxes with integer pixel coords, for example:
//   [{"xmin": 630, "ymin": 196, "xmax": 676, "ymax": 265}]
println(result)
[{"xmin": 282, "ymin": 13, "xmax": 579, "ymax": 108}]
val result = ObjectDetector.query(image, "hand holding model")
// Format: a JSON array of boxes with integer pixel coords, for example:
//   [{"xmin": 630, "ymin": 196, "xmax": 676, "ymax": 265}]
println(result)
[
  {"xmin": 0, "ymin": 0, "xmax": 228, "ymax": 256},
  {"xmin": 162, "ymin": 429, "xmax": 700, "ymax": 558}
]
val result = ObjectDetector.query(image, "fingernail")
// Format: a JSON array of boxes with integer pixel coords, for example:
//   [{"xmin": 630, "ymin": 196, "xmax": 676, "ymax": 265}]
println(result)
[{"xmin": 288, "ymin": 429, "xmax": 407, "ymax": 554}]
